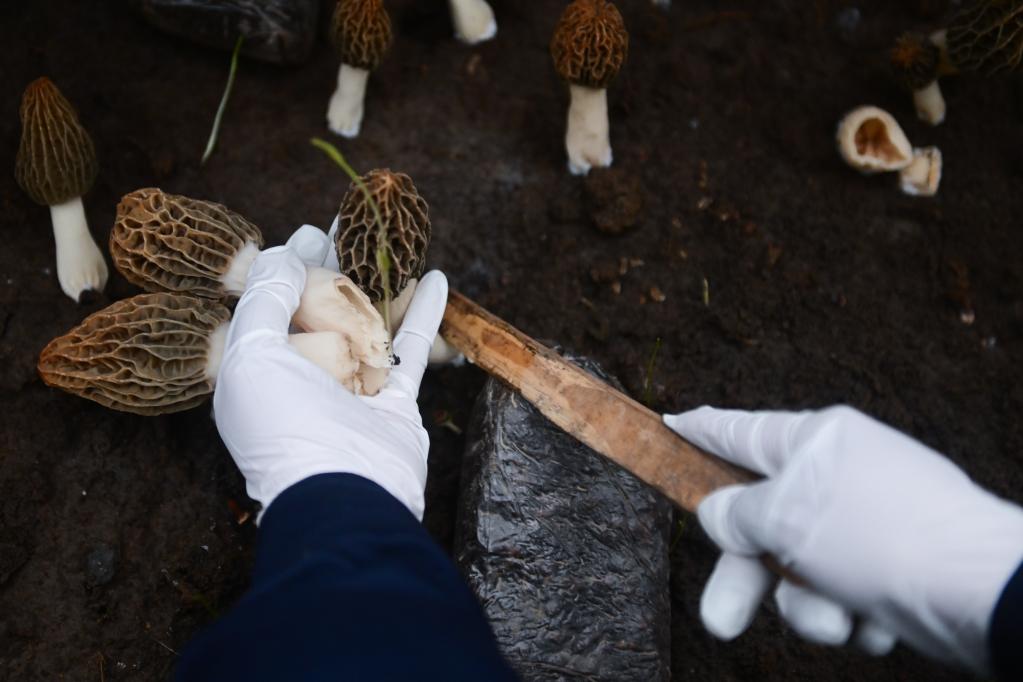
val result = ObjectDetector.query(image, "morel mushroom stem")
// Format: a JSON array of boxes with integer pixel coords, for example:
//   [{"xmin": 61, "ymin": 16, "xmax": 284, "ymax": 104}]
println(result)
[
  {"xmin": 220, "ymin": 241, "xmax": 262, "ymax": 295},
  {"xmin": 566, "ymin": 84, "xmax": 612, "ymax": 176},
  {"xmin": 327, "ymin": 63, "xmax": 370, "ymax": 138},
  {"xmin": 379, "ymin": 278, "xmax": 461, "ymax": 364},
  {"xmin": 913, "ymin": 80, "xmax": 947, "ymax": 125},
  {"xmin": 449, "ymin": 0, "xmax": 497, "ymax": 44},
  {"xmin": 51, "ymin": 197, "xmax": 108, "ymax": 302}
]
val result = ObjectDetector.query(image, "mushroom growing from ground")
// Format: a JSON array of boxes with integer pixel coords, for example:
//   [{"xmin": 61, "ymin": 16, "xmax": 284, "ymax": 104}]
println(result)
[
  {"xmin": 892, "ymin": 0, "xmax": 1023, "ymax": 125},
  {"xmin": 327, "ymin": 0, "xmax": 392, "ymax": 138},
  {"xmin": 333, "ymin": 169, "xmax": 459, "ymax": 363},
  {"xmin": 15, "ymin": 77, "xmax": 108, "ymax": 302},
  {"xmin": 550, "ymin": 0, "xmax": 629, "ymax": 175},
  {"xmin": 38, "ymin": 290, "xmax": 392, "ymax": 415},
  {"xmin": 449, "ymin": 0, "xmax": 497, "ymax": 44},
  {"xmin": 110, "ymin": 187, "xmax": 395, "ymax": 379}
]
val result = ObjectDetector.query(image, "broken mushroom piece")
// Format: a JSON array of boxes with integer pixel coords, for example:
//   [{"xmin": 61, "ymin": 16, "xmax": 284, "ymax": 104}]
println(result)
[
  {"xmin": 38, "ymin": 290, "xmax": 393, "ymax": 415},
  {"xmin": 550, "ymin": 0, "xmax": 629, "ymax": 175},
  {"xmin": 15, "ymin": 78, "xmax": 108, "ymax": 302},
  {"xmin": 328, "ymin": 0, "xmax": 392, "ymax": 138},
  {"xmin": 836, "ymin": 106, "xmax": 914, "ymax": 173},
  {"xmin": 110, "ymin": 188, "xmax": 264, "ymax": 299},
  {"xmin": 899, "ymin": 146, "xmax": 943, "ymax": 197},
  {"xmin": 448, "ymin": 0, "xmax": 497, "ymax": 44},
  {"xmin": 890, "ymin": 32, "xmax": 946, "ymax": 125}
]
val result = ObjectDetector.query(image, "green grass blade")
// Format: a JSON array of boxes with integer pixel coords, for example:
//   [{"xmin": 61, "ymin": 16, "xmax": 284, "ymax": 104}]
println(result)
[{"xmin": 201, "ymin": 36, "xmax": 244, "ymax": 166}]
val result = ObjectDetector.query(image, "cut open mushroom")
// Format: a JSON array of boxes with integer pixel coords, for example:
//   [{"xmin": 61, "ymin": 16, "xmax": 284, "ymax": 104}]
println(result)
[
  {"xmin": 550, "ymin": 0, "xmax": 629, "ymax": 175},
  {"xmin": 38, "ymin": 290, "xmax": 392, "ymax": 415},
  {"xmin": 449, "ymin": 0, "xmax": 497, "ymax": 44},
  {"xmin": 899, "ymin": 146, "xmax": 943, "ymax": 197},
  {"xmin": 328, "ymin": 0, "xmax": 392, "ymax": 138},
  {"xmin": 15, "ymin": 78, "xmax": 108, "ymax": 302},
  {"xmin": 836, "ymin": 106, "xmax": 914, "ymax": 173}
]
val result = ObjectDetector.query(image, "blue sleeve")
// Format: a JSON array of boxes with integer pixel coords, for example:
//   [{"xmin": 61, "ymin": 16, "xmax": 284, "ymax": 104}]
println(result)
[
  {"xmin": 990, "ymin": 559, "xmax": 1023, "ymax": 680},
  {"xmin": 175, "ymin": 473, "xmax": 517, "ymax": 682}
]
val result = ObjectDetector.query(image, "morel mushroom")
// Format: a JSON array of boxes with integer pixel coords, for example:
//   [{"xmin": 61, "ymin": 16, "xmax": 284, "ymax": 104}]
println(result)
[
  {"xmin": 328, "ymin": 0, "xmax": 392, "ymax": 138},
  {"xmin": 550, "ymin": 0, "xmax": 629, "ymax": 175},
  {"xmin": 39, "ymin": 289, "xmax": 393, "ymax": 415},
  {"xmin": 335, "ymin": 169, "xmax": 430, "ymax": 304},
  {"xmin": 449, "ymin": 0, "xmax": 497, "ymax": 44},
  {"xmin": 111, "ymin": 188, "xmax": 264, "ymax": 299},
  {"xmin": 836, "ymin": 106, "xmax": 914, "ymax": 173},
  {"xmin": 893, "ymin": 0, "xmax": 1023, "ymax": 125},
  {"xmin": 890, "ymin": 32, "xmax": 946, "ymax": 125},
  {"xmin": 15, "ymin": 78, "xmax": 108, "ymax": 302}
]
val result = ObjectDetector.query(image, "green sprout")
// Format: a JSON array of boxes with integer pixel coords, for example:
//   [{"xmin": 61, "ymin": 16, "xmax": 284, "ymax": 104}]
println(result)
[
  {"xmin": 641, "ymin": 337, "xmax": 662, "ymax": 407},
  {"xmin": 201, "ymin": 36, "xmax": 244, "ymax": 166},
  {"xmin": 310, "ymin": 137, "xmax": 393, "ymax": 335}
]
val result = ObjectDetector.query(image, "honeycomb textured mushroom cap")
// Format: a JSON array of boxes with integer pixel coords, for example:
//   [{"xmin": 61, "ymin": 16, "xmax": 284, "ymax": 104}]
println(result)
[
  {"xmin": 550, "ymin": 0, "xmax": 629, "ymax": 89},
  {"xmin": 331, "ymin": 0, "xmax": 392, "ymax": 71},
  {"xmin": 15, "ymin": 77, "xmax": 97, "ymax": 206},
  {"xmin": 38, "ymin": 293, "xmax": 230, "ymax": 415},
  {"xmin": 336, "ymin": 169, "xmax": 430, "ymax": 303},
  {"xmin": 110, "ymin": 188, "xmax": 264, "ymax": 299},
  {"xmin": 890, "ymin": 32, "xmax": 941, "ymax": 90},
  {"xmin": 947, "ymin": 0, "xmax": 1023, "ymax": 74}
]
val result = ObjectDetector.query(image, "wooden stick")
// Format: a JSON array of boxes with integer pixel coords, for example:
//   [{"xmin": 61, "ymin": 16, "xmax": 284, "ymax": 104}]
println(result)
[{"xmin": 440, "ymin": 290, "xmax": 756, "ymax": 513}]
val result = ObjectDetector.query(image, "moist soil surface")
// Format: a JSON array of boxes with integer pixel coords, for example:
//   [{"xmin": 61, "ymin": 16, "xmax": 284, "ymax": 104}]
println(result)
[{"xmin": 2, "ymin": 1, "xmax": 1021, "ymax": 680}]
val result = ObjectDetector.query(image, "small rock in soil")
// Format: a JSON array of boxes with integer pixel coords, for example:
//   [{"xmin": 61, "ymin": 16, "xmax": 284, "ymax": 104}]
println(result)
[
  {"xmin": 85, "ymin": 545, "xmax": 117, "ymax": 587},
  {"xmin": 130, "ymin": 0, "xmax": 319, "ymax": 65},
  {"xmin": 584, "ymin": 168, "xmax": 645, "ymax": 235}
]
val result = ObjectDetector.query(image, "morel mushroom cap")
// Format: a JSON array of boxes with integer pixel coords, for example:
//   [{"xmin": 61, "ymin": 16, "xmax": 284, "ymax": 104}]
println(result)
[
  {"xmin": 38, "ymin": 293, "xmax": 231, "ymax": 415},
  {"xmin": 550, "ymin": 0, "xmax": 629, "ymax": 90},
  {"xmin": 946, "ymin": 0, "xmax": 1023, "ymax": 75},
  {"xmin": 110, "ymin": 188, "xmax": 265, "ymax": 299},
  {"xmin": 15, "ymin": 77, "xmax": 97, "ymax": 207},
  {"xmin": 836, "ymin": 106, "xmax": 914, "ymax": 174},
  {"xmin": 335, "ymin": 169, "xmax": 430, "ymax": 303},
  {"xmin": 331, "ymin": 0, "xmax": 392, "ymax": 71},
  {"xmin": 891, "ymin": 32, "xmax": 941, "ymax": 91}
]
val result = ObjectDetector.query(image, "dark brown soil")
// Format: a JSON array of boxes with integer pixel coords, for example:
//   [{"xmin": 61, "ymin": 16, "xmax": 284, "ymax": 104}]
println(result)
[{"xmin": 2, "ymin": 1, "xmax": 1021, "ymax": 679}]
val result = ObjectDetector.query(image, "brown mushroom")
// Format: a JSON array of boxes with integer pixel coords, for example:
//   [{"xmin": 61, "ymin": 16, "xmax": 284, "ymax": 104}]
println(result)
[
  {"xmin": 550, "ymin": 0, "xmax": 629, "ymax": 175},
  {"xmin": 15, "ymin": 77, "xmax": 108, "ymax": 301},
  {"xmin": 110, "ymin": 188, "xmax": 264, "ymax": 299},
  {"xmin": 893, "ymin": 0, "xmax": 1023, "ymax": 125},
  {"xmin": 448, "ymin": 0, "xmax": 496, "ymax": 44},
  {"xmin": 335, "ymin": 169, "xmax": 430, "ymax": 304},
  {"xmin": 38, "ymin": 288, "xmax": 393, "ymax": 415},
  {"xmin": 327, "ymin": 0, "xmax": 392, "ymax": 137}
]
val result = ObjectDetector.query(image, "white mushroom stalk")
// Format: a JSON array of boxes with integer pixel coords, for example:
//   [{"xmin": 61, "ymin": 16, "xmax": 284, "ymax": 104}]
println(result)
[
  {"xmin": 328, "ymin": 63, "xmax": 370, "ymax": 138},
  {"xmin": 381, "ymin": 278, "xmax": 462, "ymax": 365},
  {"xmin": 566, "ymin": 84, "xmax": 612, "ymax": 176},
  {"xmin": 899, "ymin": 147, "xmax": 943, "ymax": 197},
  {"xmin": 51, "ymin": 198, "xmax": 109, "ymax": 301},
  {"xmin": 449, "ymin": 0, "xmax": 497, "ymax": 44},
  {"xmin": 913, "ymin": 80, "xmax": 946, "ymax": 126}
]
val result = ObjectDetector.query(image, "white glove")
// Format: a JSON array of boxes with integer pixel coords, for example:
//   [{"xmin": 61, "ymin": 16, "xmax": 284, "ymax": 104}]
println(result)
[
  {"xmin": 664, "ymin": 405, "xmax": 1023, "ymax": 673},
  {"xmin": 214, "ymin": 238, "xmax": 449, "ymax": 523}
]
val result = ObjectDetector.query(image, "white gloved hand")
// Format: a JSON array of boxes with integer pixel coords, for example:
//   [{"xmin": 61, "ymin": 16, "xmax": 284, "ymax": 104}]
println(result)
[
  {"xmin": 664, "ymin": 405, "xmax": 1023, "ymax": 673},
  {"xmin": 214, "ymin": 239, "xmax": 449, "ymax": 523}
]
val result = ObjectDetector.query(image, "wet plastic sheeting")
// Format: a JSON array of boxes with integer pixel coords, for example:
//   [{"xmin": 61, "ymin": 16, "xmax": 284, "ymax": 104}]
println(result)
[{"xmin": 456, "ymin": 355, "xmax": 673, "ymax": 681}]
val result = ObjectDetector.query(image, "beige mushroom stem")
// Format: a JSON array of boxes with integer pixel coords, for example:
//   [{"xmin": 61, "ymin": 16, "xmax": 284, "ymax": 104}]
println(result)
[
  {"xmin": 51, "ymin": 197, "xmax": 108, "ymax": 301},
  {"xmin": 566, "ymin": 84, "xmax": 612, "ymax": 176},
  {"xmin": 380, "ymin": 278, "xmax": 462, "ymax": 364},
  {"xmin": 449, "ymin": 0, "xmax": 497, "ymax": 44},
  {"xmin": 327, "ymin": 63, "xmax": 370, "ymax": 138},
  {"xmin": 899, "ymin": 147, "xmax": 943, "ymax": 197},
  {"xmin": 914, "ymin": 30, "xmax": 953, "ymax": 126}
]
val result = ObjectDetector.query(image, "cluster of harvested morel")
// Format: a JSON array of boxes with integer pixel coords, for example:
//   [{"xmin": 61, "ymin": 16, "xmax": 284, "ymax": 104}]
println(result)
[
  {"xmin": 891, "ymin": 0, "xmax": 1023, "ymax": 125},
  {"xmin": 15, "ymin": 78, "xmax": 108, "ymax": 302},
  {"xmin": 836, "ymin": 106, "xmax": 942, "ymax": 197},
  {"xmin": 39, "ymin": 179, "xmax": 431, "ymax": 414}
]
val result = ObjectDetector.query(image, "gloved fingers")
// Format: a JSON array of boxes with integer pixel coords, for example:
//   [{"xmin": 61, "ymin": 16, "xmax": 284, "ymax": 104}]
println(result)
[
  {"xmin": 323, "ymin": 215, "xmax": 341, "ymax": 272},
  {"xmin": 226, "ymin": 246, "xmax": 308, "ymax": 350},
  {"xmin": 663, "ymin": 407, "xmax": 816, "ymax": 476},
  {"xmin": 384, "ymin": 270, "xmax": 448, "ymax": 399},
  {"xmin": 286, "ymin": 225, "xmax": 331, "ymax": 267},
  {"xmin": 699, "ymin": 552, "xmax": 773, "ymax": 640},
  {"xmin": 853, "ymin": 619, "xmax": 898, "ymax": 656},
  {"xmin": 697, "ymin": 482, "xmax": 786, "ymax": 558},
  {"xmin": 774, "ymin": 580, "xmax": 854, "ymax": 646}
]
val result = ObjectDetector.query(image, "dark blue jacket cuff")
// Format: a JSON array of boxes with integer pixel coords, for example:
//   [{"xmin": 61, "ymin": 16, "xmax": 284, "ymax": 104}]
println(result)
[{"xmin": 990, "ymin": 559, "xmax": 1023, "ymax": 680}]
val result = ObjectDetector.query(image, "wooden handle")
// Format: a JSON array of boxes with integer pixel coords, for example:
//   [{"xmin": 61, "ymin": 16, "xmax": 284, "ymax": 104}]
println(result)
[{"xmin": 440, "ymin": 290, "xmax": 756, "ymax": 512}]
